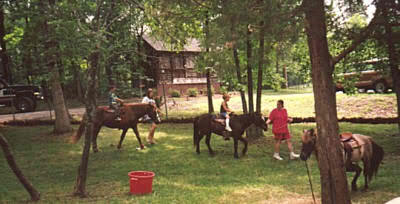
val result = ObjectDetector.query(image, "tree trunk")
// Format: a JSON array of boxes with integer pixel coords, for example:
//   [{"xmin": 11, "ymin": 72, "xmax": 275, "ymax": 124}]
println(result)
[
  {"xmin": 41, "ymin": 0, "xmax": 72, "ymax": 134},
  {"xmin": 230, "ymin": 16, "xmax": 248, "ymax": 114},
  {"xmin": 74, "ymin": 2, "xmax": 102, "ymax": 195},
  {"xmin": 246, "ymin": 28, "xmax": 254, "ymax": 114},
  {"xmin": 206, "ymin": 69, "xmax": 214, "ymax": 113},
  {"xmin": 72, "ymin": 61, "xmax": 84, "ymax": 101},
  {"xmin": 0, "ymin": 134, "xmax": 40, "ymax": 201},
  {"xmin": 50, "ymin": 68, "xmax": 72, "ymax": 133},
  {"xmin": 256, "ymin": 20, "xmax": 264, "ymax": 114},
  {"xmin": 205, "ymin": 13, "xmax": 214, "ymax": 113},
  {"xmin": 381, "ymin": 1, "xmax": 400, "ymax": 133},
  {"xmin": 283, "ymin": 65, "xmax": 288, "ymax": 89},
  {"xmin": 73, "ymin": 49, "xmax": 100, "ymax": 197},
  {"xmin": 233, "ymin": 47, "xmax": 248, "ymax": 114},
  {"xmin": 251, "ymin": 19, "xmax": 265, "ymax": 138},
  {"xmin": 275, "ymin": 46, "xmax": 279, "ymax": 74},
  {"xmin": 303, "ymin": 0, "xmax": 351, "ymax": 203},
  {"xmin": 0, "ymin": 6, "xmax": 12, "ymax": 83}
]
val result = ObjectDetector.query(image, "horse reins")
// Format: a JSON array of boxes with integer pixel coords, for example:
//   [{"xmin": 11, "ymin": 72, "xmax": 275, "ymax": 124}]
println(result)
[{"xmin": 304, "ymin": 160, "xmax": 317, "ymax": 204}]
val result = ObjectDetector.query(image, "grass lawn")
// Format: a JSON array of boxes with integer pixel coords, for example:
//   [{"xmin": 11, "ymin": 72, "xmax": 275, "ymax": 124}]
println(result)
[
  {"xmin": 1, "ymin": 88, "xmax": 397, "ymax": 121},
  {"xmin": 165, "ymin": 91, "xmax": 397, "ymax": 119},
  {"xmin": 0, "ymin": 123, "xmax": 399, "ymax": 203}
]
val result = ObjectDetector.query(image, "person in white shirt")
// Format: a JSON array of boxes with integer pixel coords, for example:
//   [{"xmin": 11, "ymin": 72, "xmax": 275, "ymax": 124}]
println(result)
[{"xmin": 142, "ymin": 88, "xmax": 160, "ymax": 144}]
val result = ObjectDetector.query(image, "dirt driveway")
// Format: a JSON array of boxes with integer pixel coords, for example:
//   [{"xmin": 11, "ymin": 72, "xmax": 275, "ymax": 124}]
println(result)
[{"xmin": 0, "ymin": 108, "xmax": 86, "ymax": 123}]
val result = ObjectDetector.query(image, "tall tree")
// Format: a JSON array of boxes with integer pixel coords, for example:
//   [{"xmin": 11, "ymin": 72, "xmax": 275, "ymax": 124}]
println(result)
[
  {"xmin": 40, "ymin": 0, "xmax": 72, "ymax": 134},
  {"xmin": 205, "ymin": 13, "xmax": 214, "ymax": 113},
  {"xmin": 0, "ymin": 3, "xmax": 11, "ymax": 83},
  {"xmin": 302, "ymin": 0, "xmax": 384, "ymax": 202},
  {"xmin": 379, "ymin": 0, "xmax": 400, "ymax": 132},
  {"xmin": 73, "ymin": 1, "xmax": 102, "ymax": 197}
]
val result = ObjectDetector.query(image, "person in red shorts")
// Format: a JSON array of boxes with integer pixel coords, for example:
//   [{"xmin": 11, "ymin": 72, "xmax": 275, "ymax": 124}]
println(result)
[{"xmin": 267, "ymin": 99, "xmax": 300, "ymax": 160}]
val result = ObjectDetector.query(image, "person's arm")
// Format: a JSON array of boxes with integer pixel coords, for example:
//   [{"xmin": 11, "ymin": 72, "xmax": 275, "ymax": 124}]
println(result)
[
  {"xmin": 115, "ymin": 97, "xmax": 123, "ymax": 104},
  {"xmin": 267, "ymin": 110, "xmax": 274, "ymax": 124},
  {"xmin": 222, "ymin": 101, "xmax": 232, "ymax": 113},
  {"xmin": 285, "ymin": 109, "xmax": 293, "ymax": 123}
]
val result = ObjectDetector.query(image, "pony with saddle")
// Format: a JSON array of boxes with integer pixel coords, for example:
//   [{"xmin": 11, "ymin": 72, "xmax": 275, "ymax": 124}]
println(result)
[
  {"xmin": 300, "ymin": 129, "xmax": 384, "ymax": 191},
  {"xmin": 72, "ymin": 103, "xmax": 161, "ymax": 152},
  {"xmin": 193, "ymin": 112, "xmax": 268, "ymax": 159}
]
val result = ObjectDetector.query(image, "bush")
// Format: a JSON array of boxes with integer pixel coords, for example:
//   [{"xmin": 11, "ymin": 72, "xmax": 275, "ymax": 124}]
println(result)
[
  {"xmin": 169, "ymin": 89, "xmax": 181, "ymax": 97},
  {"xmin": 187, "ymin": 88, "xmax": 198, "ymax": 97},
  {"xmin": 219, "ymin": 86, "xmax": 228, "ymax": 95},
  {"xmin": 201, "ymin": 87, "xmax": 214, "ymax": 96}
]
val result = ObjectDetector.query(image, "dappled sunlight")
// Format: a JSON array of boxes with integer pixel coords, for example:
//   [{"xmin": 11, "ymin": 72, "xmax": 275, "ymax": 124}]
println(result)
[{"xmin": 1, "ymin": 123, "xmax": 398, "ymax": 203}]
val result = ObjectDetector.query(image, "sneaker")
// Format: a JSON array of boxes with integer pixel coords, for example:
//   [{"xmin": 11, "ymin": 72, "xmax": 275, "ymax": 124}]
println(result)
[
  {"xmin": 225, "ymin": 126, "xmax": 232, "ymax": 132},
  {"xmin": 273, "ymin": 154, "xmax": 283, "ymax": 161},
  {"xmin": 290, "ymin": 152, "xmax": 300, "ymax": 160},
  {"xmin": 115, "ymin": 117, "xmax": 121, "ymax": 121}
]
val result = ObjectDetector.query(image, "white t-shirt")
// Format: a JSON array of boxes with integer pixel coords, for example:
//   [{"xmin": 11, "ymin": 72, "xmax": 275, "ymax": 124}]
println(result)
[
  {"xmin": 142, "ymin": 96, "xmax": 155, "ymax": 104},
  {"xmin": 142, "ymin": 96, "xmax": 156, "ymax": 120}
]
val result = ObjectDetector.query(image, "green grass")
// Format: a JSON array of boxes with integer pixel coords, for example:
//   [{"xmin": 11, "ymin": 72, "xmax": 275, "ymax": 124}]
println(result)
[
  {"xmin": 165, "ymin": 91, "xmax": 397, "ymax": 119},
  {"xmin": 0, "ymin": 123, "xmax": 399, "ymax": 203},
  {"xmin": 1, "ymin": 88, "xmax": 397, "ymax": 121}
]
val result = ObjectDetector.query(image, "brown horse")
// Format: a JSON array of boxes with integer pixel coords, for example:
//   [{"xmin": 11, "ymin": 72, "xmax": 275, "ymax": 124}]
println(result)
[
  {"xmin": 300, "ymin": 129, "xmax": 384, "ymax": 191},
  {"xmin": 72, "ymin": 103, "xmax": 161, "ymax": 152},
  {"xmin": 193, "ymin": 112, "xmax": 268, "ymax": 159}
]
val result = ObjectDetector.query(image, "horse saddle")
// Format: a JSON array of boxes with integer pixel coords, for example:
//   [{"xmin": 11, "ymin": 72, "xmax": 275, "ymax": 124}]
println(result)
[
  {"xmin": 103, "ymin": 106, "xmax": 124, "ymax": 115},
  {"xmin": 212, "ymin": 115, "xmax": 226, "ymax": 126},
  {"xmin": 340, "ymin": 132, "xmax": 364, "ymax": 155},
  {"xmin": 105, "ymin": 108, "xmax": 115, "ymax": 113}
]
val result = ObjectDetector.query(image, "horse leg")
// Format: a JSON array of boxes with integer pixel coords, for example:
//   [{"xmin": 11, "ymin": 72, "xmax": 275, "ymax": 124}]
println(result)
[
  {"xmin": 196, "ymin": 132, "xmax": 204, "ymax": 154},
  {"xmin": 132, "ymin": 125, "xmax": 145, "ymax": 149},
  {"xmin": 233, "ymin": 136, "xmax": 239, "ymax": 159},
  {"xmin": 346, "ymin": 162, "xmax": 362, "ymax": 192},
  {"xmin": 205, "ymin": 133, "xmax": 215, "ymax": 156},
  {"xmin": 92, "ymin": 125, "xmax": 102, "ymax": 153},
  {"xmin": 117, "ymin": 128, "xmax": 128, "ymax": 149},
  {"xmin": 239, "ymin": 136, "xmax": 248, "ymax": 156}
]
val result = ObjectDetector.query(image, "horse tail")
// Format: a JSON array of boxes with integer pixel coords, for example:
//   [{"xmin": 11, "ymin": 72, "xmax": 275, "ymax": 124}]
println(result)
[
  {"xmin": 193, "ymin": 117, "xmax": 199, "ymax": 146},
  {"xmin": 71, "ymin": 113, "xmax": 87, "ymax": 144},
  {"xmin": 364, "ymin": 140, "xmax": 384, "ymax": 182}
]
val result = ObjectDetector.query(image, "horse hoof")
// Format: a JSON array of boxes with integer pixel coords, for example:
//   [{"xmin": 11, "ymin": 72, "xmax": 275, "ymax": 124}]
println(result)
[
  {"xmin": 117, "ymin": 146, "xmax": 122, "ymax": 149},
  {"xmin": 93, "ymin": 149, "xmax": 99, "ymax": 153}
]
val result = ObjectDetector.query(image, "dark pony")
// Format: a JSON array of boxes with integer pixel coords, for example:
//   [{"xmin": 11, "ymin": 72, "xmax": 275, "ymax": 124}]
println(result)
[
  {"xmin": 72, "ymin": 103, "xmax": 161, "ymax": 152},
  {"xmin": 193, "ymin": 112, "xmax": 268, "ymax": 159},
  {"xmin": 300, "ymin": 128, "xmax": 384, "ymax": 191}
]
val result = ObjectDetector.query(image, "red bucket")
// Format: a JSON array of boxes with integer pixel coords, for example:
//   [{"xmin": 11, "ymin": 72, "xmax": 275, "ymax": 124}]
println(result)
[{"xmin": 128, "ymin": 171, "xmax": 155, "ymax": 195}]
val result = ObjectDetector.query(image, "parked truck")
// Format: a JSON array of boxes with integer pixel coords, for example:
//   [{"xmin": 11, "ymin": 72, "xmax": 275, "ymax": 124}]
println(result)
[{"xmin": 0, "ymin": 78, "xmax": 43, "ymax": 112}]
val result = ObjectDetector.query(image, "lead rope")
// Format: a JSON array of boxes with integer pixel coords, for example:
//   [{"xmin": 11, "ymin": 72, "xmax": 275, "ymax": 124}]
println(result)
[{"xmin": 304, "ymin": 160, "xmax": 317, "ymax": 204}]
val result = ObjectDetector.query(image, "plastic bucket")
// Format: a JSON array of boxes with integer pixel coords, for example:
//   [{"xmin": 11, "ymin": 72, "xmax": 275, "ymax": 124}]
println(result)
[{"xmin": 128, "ymin": 171, "xmax": 155, "ymax": 195}]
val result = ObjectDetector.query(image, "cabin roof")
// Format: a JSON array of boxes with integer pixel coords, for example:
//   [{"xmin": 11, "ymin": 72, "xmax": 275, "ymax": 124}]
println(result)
[{"xmin": 143, "ymin": 35, "xmax": 202, "ymax": 53}]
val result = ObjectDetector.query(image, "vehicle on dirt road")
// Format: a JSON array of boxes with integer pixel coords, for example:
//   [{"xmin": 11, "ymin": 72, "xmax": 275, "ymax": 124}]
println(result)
[
  {"xmin": 335, "ymin": 70, "xmax": 393, "ymax": 93},
  {"xmin": 0, "ymin": 78, "xmax": 43, "ymax": 112}
]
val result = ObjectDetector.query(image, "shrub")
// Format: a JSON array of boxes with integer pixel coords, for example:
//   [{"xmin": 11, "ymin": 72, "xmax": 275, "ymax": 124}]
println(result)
[
  {"xmin": 187, "ymin": 88, "xmax": 198, "ymax": 97},
  {"xmin": 169, "ymin": 89, "xmax": 181, "ymax": 97},
  {"xmin": 219, "ymin": 86, "xmax": 228, "ymax": 95},
  {"xmin": 201, "ymin": 87, "xmax": 214, "ymax": 96}
]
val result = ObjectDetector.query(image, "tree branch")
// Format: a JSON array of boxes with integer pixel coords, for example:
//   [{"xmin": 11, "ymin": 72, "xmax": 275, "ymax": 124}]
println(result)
[{"xmin": 332, "ymin": 11, "xmax": 382, "ymax": 65}]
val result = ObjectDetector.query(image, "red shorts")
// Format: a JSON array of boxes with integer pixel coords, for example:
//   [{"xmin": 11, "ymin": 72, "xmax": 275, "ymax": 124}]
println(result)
[{"xmin": 273, "ymin": 133, "xmax": 291, "ymax": 140}]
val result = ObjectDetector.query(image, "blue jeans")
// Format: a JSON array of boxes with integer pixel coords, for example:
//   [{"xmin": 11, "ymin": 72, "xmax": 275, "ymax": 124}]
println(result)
[{"xmin": 220, "ymin": 112, "xmax": 228, "ymax": 118}]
